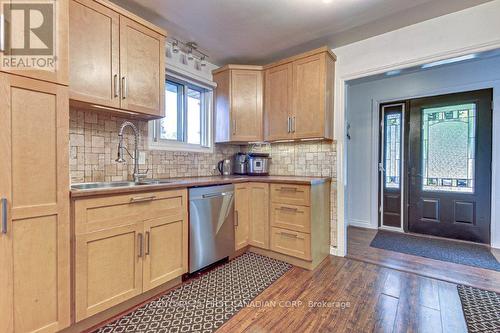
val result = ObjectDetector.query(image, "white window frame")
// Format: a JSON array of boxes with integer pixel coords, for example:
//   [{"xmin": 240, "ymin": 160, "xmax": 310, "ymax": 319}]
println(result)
[{"xmin": 149, "ymin": 74, "xmax": 213, "ymax": 153}]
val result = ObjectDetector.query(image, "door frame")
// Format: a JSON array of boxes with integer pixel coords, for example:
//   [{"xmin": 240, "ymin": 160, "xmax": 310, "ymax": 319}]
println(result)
[
  {"xmin": 369, "ymin": 81, "xmax": 500, "ymax": 246},
  {"xmin": 378, "ymin": 102, "xmax": 408, "ymax": 233}
]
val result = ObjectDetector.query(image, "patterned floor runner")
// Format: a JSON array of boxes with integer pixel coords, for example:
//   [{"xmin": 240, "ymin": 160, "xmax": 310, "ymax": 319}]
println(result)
[
  {"xmin": 95, "ymin": 252, "xmax": 292, "ymax": 333},
  {"xmin": 457, "ymin": 285, "xmax": 500, "ymax": 333}
]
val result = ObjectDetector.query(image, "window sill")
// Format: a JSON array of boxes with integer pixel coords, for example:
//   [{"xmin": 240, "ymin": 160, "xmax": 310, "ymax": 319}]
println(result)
[{"xmin": 148, "ymin": 139, "xmax": 214, "ymax": 154}]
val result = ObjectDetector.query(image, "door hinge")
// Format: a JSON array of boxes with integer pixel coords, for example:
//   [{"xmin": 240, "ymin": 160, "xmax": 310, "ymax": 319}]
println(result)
[{"xmin": 378, "ymin": 163, "xmax": 385, "ymax": 172}]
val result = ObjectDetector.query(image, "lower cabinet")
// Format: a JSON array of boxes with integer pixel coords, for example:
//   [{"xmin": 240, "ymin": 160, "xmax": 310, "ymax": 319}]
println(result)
[
  {"xmin": 234, "ymin": 183, "xmax": 270, "ymax": 251},
  {"xmin": 73, "ymin": 189, "xmax": 188, "ymax": 321}
]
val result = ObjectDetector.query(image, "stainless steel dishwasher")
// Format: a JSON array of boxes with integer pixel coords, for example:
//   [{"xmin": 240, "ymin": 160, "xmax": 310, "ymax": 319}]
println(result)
[{"xmin": 189, "ymin": 184, "xmax": 235, "ymax": 273}]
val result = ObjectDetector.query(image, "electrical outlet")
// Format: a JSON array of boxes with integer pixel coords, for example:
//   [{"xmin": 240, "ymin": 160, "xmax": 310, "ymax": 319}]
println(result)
[{"xmin": 138, "ymin": 152, "xmax": 146, "ymax": 164}]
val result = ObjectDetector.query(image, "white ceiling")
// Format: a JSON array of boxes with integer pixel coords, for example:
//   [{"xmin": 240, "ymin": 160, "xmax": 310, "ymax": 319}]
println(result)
[{"xmin": 113, "ymin": 0, "xmax": 493, "ymax": 65}]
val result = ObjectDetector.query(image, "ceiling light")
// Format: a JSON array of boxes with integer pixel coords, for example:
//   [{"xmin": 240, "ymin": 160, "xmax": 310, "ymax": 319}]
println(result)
[
  {"xmin": 200, "ymin": 56, "xmax": 207, "ymax": 67},
  {"xmin": 187, "ymin": 48, "xmax": 194, "ymax": 61},
  {"xmin": 171, "ymin": 40, "xmax": 179, "ymax": 53},
  {"xmin": 421, "ymin": 54, "xmax": 477, "ymax": 69}
]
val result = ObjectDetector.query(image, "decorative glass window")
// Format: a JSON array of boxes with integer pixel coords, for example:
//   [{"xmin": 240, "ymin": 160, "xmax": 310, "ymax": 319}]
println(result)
[
  {"xmin": 421, "ymin": 103, "xmax": 476, "ymax": 193},
  {"xmin": 384, "ymin": 113, "xmax": 402, "ymax": 189}
]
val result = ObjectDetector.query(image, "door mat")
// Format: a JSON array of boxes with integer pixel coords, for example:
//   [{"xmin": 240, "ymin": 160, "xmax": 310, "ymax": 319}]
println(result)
[
  {"xmin": 370, "ymin": 230, "xmax": 500, "ymax": 271},
  {"xmin": 94, "ymin": 252, "xmax": 292, "ymax": 333},
  {"xmin": 457, "ymin": 285, "xmax": 500, "ymax": 333}
]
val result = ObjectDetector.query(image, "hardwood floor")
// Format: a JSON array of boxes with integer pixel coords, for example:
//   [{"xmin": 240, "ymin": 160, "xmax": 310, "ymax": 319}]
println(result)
[
  {"xmin": 347, "ymin": 226, "xmax": 500, "ymax": 293},
  {"xmin": 218, "ymin": 255, "xmax": 468, "ymax": 333}
]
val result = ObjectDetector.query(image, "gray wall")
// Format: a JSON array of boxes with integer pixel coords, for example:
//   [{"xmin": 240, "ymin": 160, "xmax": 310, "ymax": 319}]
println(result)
[{"xmin": 345, "ymin": 55, "xmax": 500, "ymax": 246}]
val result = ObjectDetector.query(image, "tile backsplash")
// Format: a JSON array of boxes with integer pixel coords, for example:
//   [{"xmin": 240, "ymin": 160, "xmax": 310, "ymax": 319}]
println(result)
[{"xmin": 69, "ymin": 108, "xmax": 337, "ymax": 247}]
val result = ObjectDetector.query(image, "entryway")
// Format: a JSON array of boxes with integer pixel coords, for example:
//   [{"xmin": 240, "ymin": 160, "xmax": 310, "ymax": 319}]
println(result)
[{"xmin": 379, "ymin": 89, "xmax": 493, "ymax": 244}]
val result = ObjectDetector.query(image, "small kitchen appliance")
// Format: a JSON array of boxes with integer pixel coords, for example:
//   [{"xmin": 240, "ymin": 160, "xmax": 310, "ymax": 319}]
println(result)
[
  {"xmin": 233, "ymin": 152, "xmax": 248, "ymax": 175},
  {"xmin": 217, "ymin": 159, "xmax": 232, "ymax": 176},
  {"xmin": 247, "ymin": 153, "xmax": 271, "ymax": 176}
]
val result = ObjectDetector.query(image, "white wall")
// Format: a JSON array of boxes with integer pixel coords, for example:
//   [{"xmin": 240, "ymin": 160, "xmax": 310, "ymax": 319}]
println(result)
[
  {"xmin": 346, "ymin": 56, "xmax": 500, "ymax": 245},
  {"xmin": 332, "ymin": 0, "xmax": 500, "ymax": 255}
]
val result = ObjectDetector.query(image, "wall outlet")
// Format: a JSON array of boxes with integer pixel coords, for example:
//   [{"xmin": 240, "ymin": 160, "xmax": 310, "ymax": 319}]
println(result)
[{"xmin": 138, "ymin": 152, "xmax": 146, "ymax": 165}]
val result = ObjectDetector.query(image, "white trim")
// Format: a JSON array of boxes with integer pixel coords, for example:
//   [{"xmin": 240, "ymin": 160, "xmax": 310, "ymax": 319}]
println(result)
[
  {"xmin": 379, "ymin": 225, "xmax": 404, "ymax": 233},
  {"xmin": 349, "ymin": 218, "xmax": 376, "ymax": 229},
  {"xmin": 336, "ymin": 42, "xmax": 500, "ymax": 256}
]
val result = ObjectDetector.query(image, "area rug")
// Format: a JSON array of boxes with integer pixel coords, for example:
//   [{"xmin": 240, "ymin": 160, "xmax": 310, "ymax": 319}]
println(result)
[
  {"xmin": 457, "ymin": 285, "xmax": 500, "ymax": 333},
  {"xmin": 370, "ymin": 230, "xmax": 500, "ymax": 271},
  {"xmin": 94, "ymin": 252, "xmax": 292, "ymax": 333}
]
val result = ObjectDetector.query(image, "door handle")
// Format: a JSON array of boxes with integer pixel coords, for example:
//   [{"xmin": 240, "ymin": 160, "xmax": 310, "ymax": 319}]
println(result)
[
  {"xmin": 234, "ymin": 210, "xmax": 239, "ymax": 226},
  {"xmin": 145, "ymin": 231, "xmax": 150, "ymax": 256},
  {"xmin": 113, "ymin": 74, "xmax": 119, "ymax": 98},
  {"xmin": 122, "ymin": 76, "xmax": 127, "ymax": 99},
  {"xmin": 232, "ymin": 119, "xmax": 237, "ymax": 135},
  {"xmin": 287, "ymin": 117, "xmax": 291, "ymax": 133},
  {"xmin": 137, "ymin": 233, "xmax": 144, "ymax": 258},
  {"xmin": 292, "ymin": 116, "xmax": 296, "ymax": 133},
  {"xmin": 1, "ymin": 198, "xmax": 7, "ymax": 234}
]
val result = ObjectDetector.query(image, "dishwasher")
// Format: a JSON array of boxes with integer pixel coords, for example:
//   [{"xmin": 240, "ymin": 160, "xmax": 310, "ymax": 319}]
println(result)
[{"xmin": 189, "ymin": 184, "xmax": 235, "ymax": 273}]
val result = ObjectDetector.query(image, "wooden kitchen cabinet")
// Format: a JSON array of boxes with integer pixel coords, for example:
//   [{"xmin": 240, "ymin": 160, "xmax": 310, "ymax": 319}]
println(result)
[
  {"xmin": 264, "ymin": 47, "xmax": 336, "ymax": 141},
  {"xmin": 69, "ymin": 0, "xmax": 166, "ymax": 118},
  {"xmin": 1, "ymin": 0, "xmax": 69, "ymax": 85},
  {"xmin": 0, "ymin": 73, "xmax": 70, "ymax": 333},
  {"xmin": 73, "ymin": 189, "xmax": 188, "ymax": 321},
  {"xmin": 248, "ymin": 183, "xmax": 270, "ymax": 249},
  {"xmin": 213, "ymin": 65, "xmax": 263, "ymax": 143},
  {"xmin": 234, "ymin": 183, "xmax": 250, "ymax": 250}
]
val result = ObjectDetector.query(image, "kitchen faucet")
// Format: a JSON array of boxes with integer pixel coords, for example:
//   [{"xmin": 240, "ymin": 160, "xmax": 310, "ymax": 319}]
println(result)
[{"xmin": 116, "ymin": 121, "xmax": 148, "ymax": 182}]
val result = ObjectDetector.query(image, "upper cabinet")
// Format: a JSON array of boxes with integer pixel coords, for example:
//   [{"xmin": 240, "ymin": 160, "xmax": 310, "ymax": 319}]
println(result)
[
  {"xmin": 0, "ymin": 0, "xmax": 69, "ymax": 85},
  {"xmin": 214, "ymin": 47, "xmax": 335, "ymax": 143},
  {"xmin": 265, "ymin": 47, "xmax": 336, "ymax": 141},
  {"xmin": 213, "ymin": 65, "xmax": 263, "ymax": 143},
  {"xmin": 69, "ymin": 0, "xmax": 166, "ymax": 119}
]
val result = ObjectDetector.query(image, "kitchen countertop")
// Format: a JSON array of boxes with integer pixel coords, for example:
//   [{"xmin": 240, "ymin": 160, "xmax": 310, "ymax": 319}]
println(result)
[{"xmin": 70, "ymin": 175, "xmax": 331, "ymax": 198}]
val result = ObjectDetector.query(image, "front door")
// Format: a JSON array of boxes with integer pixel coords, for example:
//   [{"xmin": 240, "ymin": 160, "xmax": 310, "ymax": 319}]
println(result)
[{"xmin": 408, "ymin": 89, "xmax": 492, "ymax": 243}]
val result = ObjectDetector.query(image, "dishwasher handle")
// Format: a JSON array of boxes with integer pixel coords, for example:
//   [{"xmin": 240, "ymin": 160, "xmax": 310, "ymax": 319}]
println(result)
[{"xmin": 202, "ymin": 192, "xmax": 232, "ymax": 199}]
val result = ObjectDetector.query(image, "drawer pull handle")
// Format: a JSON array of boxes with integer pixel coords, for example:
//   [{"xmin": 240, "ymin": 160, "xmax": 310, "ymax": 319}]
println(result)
[
  {"xmin": 137, "ymin": 233, "xmax": 144, "ymax": 258},
  {"xmin": 279, "ymin": 206, "xmax": 298, "ymax": 212},
  {"xmin": 145, "ymin": 231, "xmax": 150, "ymax": 256},
  {"xmin": 277, "ymin": 187, "xmax": 303, "ymax": 193},
  {"xmin": 279, "ymin": 231, "xmax": 304, "ymax": 240},
  {"xmin": 130, "ymin": 195, "xmax": 156, "ymax": 203}
]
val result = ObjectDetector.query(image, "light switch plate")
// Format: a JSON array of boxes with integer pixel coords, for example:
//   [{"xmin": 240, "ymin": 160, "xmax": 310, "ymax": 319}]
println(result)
[{"xmin": 138, "ymin": 152, "xmax": 146, "ymax": 164}]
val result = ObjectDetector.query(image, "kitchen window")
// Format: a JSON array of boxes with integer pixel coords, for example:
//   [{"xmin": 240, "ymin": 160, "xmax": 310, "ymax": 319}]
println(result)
[{"xmin": 150, "ymin": 77, "xmax": 212, "ymax": 152}]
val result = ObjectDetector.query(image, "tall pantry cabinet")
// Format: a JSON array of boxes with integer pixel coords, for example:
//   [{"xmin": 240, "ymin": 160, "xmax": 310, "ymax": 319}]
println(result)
[{"xmin": 0, "ymin": 1, "xmax": 70, "ymax": 332}]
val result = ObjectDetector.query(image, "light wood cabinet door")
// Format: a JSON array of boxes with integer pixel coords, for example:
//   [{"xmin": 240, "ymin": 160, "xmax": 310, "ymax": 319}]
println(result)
[
  {"xmin": 231, "ymin": 70, "xmax": 263, "ymax": 141},
  {"xmin": 234, "ymin": 184, "xmax": 250, "ymax": 250},
  {"xmin": 271, "ymin": 227, "xmax": 311, "ymax": 260},
  {"xmin": 264, "ymin": 63, "xmax": 293, "ymax": 141},
  {"xmin": 75, "ymin": 223, "xmax": 144, "ymax": 321},
  {"xmin": 143, "ymin": 215, "xmax": 188, "ymax": 292},
  {"xmin": 119, "ymin": 16, "xmax": 165, "ymax": 117},
  {"xmin": 248, "ymin": 183, "xmax": 270, "ymax": 249},
  {"xmin": 1, "ymin": 0, "xmax": 69, "ymax": 85},
  {"xmin": 0, "ymin": 74, "xmax": 70, "ymax": 333},
  {"xmin": 292, "ymin": 53, "xmax": 326, "ymax": 139},
  {"xmin": 69, "ymin": 0, "xmax": 120, "ymax": 108}
]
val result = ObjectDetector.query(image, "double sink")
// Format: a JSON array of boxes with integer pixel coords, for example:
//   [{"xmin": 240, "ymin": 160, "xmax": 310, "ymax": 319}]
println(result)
[{"xmin": 71, "ymin": 179, "xmax": 173, "ymax": 190}]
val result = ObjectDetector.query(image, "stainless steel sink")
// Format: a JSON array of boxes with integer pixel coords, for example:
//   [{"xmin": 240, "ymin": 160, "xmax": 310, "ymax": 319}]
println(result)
[{"xmin": 71, "ymin": 179, "xmax": 173, "ymax": 190}]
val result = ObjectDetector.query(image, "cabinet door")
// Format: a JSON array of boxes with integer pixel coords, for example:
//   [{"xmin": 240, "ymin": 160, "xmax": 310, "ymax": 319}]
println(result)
[
  {"xmin": 75, "ymin": 223, "xmax": 144, "ymax": 321},
  {"xmin": 292, "ymin": 53, "xmax": 326, "ymax": 139},
  {"xmin": 119, "ymin": 16, "xmax": 165, "ymax": 117},
  {"xmin": 1, "ymin": 0, "xmax": 69, "ymax": 85},
  {"xmin": 69, "ymin": 0, "xmax": 120, "ymax": 108},
  {"xmin": 264, "ymin": 63, "xmax": 293, "ymax": 141},
  {"xmin": 248, "ymin": 183, "xmax": 270, "ymax": 249},
  {"xmin": 231, "ymin": 70, "xmax": 263, "ymax": 141},
  {"xmin": 0, "ymin": 74, "xmax": 70, "ymax": 333},
  {"xmin": 234, "ymin": 184, "xmax": 250, "ymax": 250},
  {"xmin": 143, "ymin": 216, "xmax": 188, "ymax": 292}
]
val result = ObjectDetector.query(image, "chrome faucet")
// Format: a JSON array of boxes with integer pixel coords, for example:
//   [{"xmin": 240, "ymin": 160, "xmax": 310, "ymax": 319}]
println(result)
[{"xmin": 116, "ymin": 121, "xmax": 148, "ymax": 182}]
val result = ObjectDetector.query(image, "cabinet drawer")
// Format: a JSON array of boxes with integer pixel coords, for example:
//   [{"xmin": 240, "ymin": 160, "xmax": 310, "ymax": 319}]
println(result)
[
  {"xmin": 74, "ymin": 189, "xmax": 187, "ymax": 234},
  {"xmin": 270, "ymin": 184, "xmax": 310, "ymax": 206},
  {"xmin": 271, "ymin": 203, "xmax": 310, "ymax": 233},
  {"xmin": 271, "ymin": 227, "xmax": 311, "ymax": 260}
]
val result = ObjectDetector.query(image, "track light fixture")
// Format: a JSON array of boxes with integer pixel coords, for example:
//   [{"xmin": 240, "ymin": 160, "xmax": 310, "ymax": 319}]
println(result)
[{"xmin": 169, "ymin": 39, "xmax": 209, "ymax": 69}]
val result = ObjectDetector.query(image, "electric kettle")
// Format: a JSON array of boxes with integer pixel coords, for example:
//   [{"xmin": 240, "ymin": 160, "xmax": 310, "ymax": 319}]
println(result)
[{"xmin": 217, "ymin": 159, "xmax": 233, "ymax": 176}]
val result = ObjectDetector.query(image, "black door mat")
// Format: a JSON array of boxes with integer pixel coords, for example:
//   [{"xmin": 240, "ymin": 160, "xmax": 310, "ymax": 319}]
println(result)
[
  {"xmin": 370, "ymin": 230, "xmax": 500, "ymax": 271},
  {"xmin": 94, "ymin": 252, "xmax": 292, "ymax": 333},
  {"xmin": 457, "ymin": 285, "xmax": 500, "ymax": 333}
]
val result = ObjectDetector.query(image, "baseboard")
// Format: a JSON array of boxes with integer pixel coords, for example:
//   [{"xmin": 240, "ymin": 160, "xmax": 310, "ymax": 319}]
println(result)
[{"xmin": 348, "ymin": 219, "xmax": 377, "ymax": 229}]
